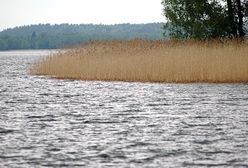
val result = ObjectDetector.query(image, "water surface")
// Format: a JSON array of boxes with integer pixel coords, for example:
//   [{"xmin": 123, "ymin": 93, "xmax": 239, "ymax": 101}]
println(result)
[{"xmin": 0, "ymin": 50, "xmax": 248, "ymax": 167}]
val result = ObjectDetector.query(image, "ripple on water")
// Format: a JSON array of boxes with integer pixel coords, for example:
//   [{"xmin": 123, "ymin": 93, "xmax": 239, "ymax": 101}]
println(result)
[{"xmin": 0, "ymin": 51, "xmax": 248, "ymax": 167}]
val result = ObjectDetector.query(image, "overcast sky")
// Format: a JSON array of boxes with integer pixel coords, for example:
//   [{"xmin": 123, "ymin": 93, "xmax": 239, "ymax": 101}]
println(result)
[{"xmin": 0, "ymin": 0, "xmax": 165, "ymax": 31}]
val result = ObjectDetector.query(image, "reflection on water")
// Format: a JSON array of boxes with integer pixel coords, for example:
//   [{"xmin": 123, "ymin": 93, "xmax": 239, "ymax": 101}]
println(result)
[{"xmin": 0, "ymin": 50, "xmax": 248, "ymax": 167}]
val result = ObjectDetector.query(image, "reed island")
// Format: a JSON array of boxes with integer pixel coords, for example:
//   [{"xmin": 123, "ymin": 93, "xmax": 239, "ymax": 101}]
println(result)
[{"xmin": 31, "ymin": 39, "xmax": 248, "ymax": 83}]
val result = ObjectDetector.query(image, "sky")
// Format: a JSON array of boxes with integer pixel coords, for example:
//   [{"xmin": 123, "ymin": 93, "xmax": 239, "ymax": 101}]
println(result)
[{"xmin": 0, "ymin": 0, "xmax": 165, "ymax": 31}]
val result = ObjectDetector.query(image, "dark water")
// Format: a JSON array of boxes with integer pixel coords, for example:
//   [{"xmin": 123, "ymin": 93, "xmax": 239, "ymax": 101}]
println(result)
[{"xmin": 0, "ymin": 50, "xmax": 248, "ymax": 168}]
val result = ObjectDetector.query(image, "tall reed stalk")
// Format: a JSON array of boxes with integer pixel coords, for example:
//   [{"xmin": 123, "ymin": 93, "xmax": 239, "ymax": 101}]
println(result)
[{"xmin": 31, "ymin": 39, "xmax": 248, "ymax": 83}]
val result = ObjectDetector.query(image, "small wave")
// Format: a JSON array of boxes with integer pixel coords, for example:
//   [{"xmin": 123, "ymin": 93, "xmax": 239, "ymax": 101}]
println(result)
[
  {"xmin": 196, "ymin": 150, "xmax": 232, "ymax": 154},
  {"xmin": 42, "ymin": 163, "xmax": 86, "ymax": 167},
  {"xmin": 98, "ymin": 153, "xmax": 111, "ymax": 159},
  {"xmin": 183, "ymin": 162, "xmax": 229, "ymax": 167},
  {"xmin": 193, "ymin": 139, "xmax": 217, "ymax": 145},
  {"xmin": 182, "ymin": 121, "xmax": 217, "ymax": 127},
  {"xmin": 27, "ymin": 115, "xmax": 55, "ymax": 119},
  {"xmin": 183, "ymin": 161, "xmax": 248, "ymax": 167},
  {"xmin": 82, "ymin": 120, "xmax": 125, "ymax": 124},
  {"xmin": 48, "ymin": 148, "xmax": 61, "ymax": 152},
  {"xmin": 127, "ymin": 142, "xmax": 152, "ymax": 148},
  {"xmin": 0, "ymin": 128, "xmax": 15, "ymax": 134},
  {"xmin": 27, "ymin": 116, "xmax": 44, "ymax": 119},
  {"xmin": 0, "ymin": 155, "xmax": 23, "ymax": 159}
]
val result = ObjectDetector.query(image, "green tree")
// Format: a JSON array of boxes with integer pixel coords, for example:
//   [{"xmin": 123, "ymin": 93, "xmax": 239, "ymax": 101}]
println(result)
[
  {"xmin": 0, "ymin": 38, "xmax": 7, "ymax": 50},
  {"xmin": 30, "ymin": 31, "xmax": 38, "ymax": 49},
  {"xmin": 162, "ymin": 0, "xmax": 247, "ymax": 39},
  {"xmin": 234, "ymin": 0, "xmax": 245, "ymax": 37}
]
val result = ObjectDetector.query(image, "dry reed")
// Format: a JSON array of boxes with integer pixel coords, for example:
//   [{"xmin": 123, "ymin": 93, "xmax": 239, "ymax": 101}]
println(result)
[{"xmin": 31, "ymin": 39, "xmax": 248, "ymax": 83}]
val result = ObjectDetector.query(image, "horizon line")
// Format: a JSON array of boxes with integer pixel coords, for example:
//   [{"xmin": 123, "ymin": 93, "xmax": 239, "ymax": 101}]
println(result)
[{"xmin": 0, "ymin": 22, "xmax": 166, "ymax": 32}]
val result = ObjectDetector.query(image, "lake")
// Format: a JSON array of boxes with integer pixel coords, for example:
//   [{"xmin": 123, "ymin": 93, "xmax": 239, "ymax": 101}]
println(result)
[{"xmin": 0, "ymin": 50, "xmax": 248, "ymax": 167}]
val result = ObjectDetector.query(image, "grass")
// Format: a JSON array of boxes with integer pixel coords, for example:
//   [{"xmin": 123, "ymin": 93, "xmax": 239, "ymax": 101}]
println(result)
[{"xmin": 31, "ymin": 39, "xmax": 248, "ymax": 83}]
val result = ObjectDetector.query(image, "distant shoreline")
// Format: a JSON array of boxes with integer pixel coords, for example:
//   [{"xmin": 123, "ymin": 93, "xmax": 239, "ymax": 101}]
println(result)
[{"xmin": 0, "ymin": 23, "xmax": 166, "ymax": 51}]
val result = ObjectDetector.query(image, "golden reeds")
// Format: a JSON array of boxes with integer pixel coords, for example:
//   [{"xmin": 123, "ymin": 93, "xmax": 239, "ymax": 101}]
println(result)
[{"xmin": 31, "ymin": 39, "xmax": 248, "ymax": 83}]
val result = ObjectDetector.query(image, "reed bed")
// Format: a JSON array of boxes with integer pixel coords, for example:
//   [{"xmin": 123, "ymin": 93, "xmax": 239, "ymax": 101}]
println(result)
[{"xmin": 31, "ymin": 39, "xmax": 248, "ymax": 83}]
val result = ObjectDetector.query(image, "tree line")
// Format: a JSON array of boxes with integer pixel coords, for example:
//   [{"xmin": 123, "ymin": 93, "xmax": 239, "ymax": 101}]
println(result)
[
  {"xmin": 162, "ymin": 0, "xmax": 248, "ymax": 39},
  {"xmin": 0, "ymin": 23, "xmax": 166, "ymax": 50}
]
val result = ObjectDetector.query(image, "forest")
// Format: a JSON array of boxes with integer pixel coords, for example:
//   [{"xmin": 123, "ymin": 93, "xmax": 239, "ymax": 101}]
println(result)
[{"xmin": 0, "ymin": 23, "xmax": 166, "ymax": 50}]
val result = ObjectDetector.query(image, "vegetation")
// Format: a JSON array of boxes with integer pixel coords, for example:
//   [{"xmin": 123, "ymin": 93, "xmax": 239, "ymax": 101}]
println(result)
[
  {"xmin": 162, "ymin": 0, "xmax": 248, "ymax": 39},
  {"xmin": 31, "ymin": 40, "xmax": 248, "ymax": 83},
  {"xmin": 0, "ymin": 23, "xmax": 166, "ymax": 51}
]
